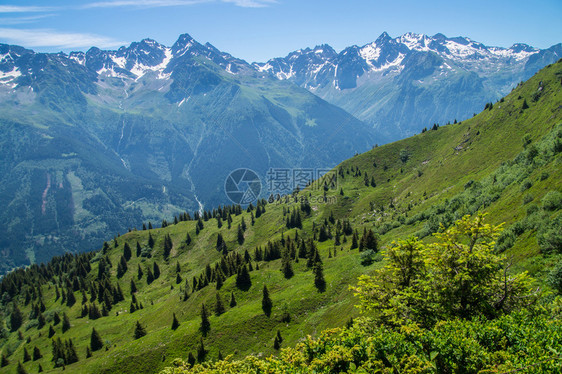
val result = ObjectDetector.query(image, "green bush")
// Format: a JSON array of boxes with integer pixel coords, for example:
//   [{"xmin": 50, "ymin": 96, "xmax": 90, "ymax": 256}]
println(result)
[
  {"xmin": 542, "ymin": 190, "xmax": 562, "ymax": 211},
  {"xmin": 548, "ymin": 260, "xmax": 562, "ymax": 294}
]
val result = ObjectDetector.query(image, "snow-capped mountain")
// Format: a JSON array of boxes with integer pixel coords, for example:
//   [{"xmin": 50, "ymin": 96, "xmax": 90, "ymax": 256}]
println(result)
[
  {"xmin": 0, "ymin": 34, "xmax": 376, "ymax": 275},
  {"xmin": 255, "ymin": 32, "xmax": 562, "ymax": 140}
]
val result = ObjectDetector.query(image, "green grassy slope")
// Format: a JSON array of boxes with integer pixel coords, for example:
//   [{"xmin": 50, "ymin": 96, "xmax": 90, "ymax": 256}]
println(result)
[{"xmin": 1, "ymin": 60, "xmax": 561, "ymax": 374}]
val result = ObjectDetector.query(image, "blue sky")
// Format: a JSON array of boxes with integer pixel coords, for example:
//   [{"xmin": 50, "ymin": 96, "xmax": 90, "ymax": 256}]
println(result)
[{"xmin": 0, "ymin": 0, "xmax": 560, "ymax": 62}]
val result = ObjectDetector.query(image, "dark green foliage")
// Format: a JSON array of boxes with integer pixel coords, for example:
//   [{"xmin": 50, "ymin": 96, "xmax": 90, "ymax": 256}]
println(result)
[
  {"xmin": 171, "ymin": 313, "xmax": 180, "ymax": 330},
  {"xmin": 187, "ymin": 352, "xmax": 196, "ymax": 367},
  {"xmin": 229, "ymin": 292, "xmax": 237, "ymax": 307},
  {"xmin": 148, "ymin": 233, "xmax": 155, "ymax": 249},
  {"xmin": 235, "ymin": 265, "xmax": 251, "ymax": 291},
  {"xmin": 153, "ymin": 262, "xmax": 160, "ymax": 279},
  {"xmin": 262, "ymin": 285, "xmax": 273, "ymax": 317},
  {"xmin": 1, "ymin": 353, "xmax": 8, "ymax": 367},
  {"xmin": 215, "ymin": 293, "xmax": 225, "ymax": 316},
  {"xmin": 313, "ymin": 262, "xmax": 326, "ymax": 292},
  {"xmin": 196, "ymin": 338, "xmax": 207, "ymax": 363},
  {"xmin": 48, "ymin": 325, "xmax": 55, "ymax": 338},
  {"xmin": 163, "ymin": 234, "xmax": 173, "ymax": 259},
  {"xmin": 90, "ymin": 328, "xmax": 103, "ymax": 351},
  {"xmin": 10, "ymin": 304, "xmax": 23, "ymax": 331},
  {"xmin": 237, "ymin": 224, "xmax": 244, "ymax": 245},
  {"xmin": 200, "ymin": 303, "xmax": 210, "ymax": 337},
  {"xmin": 62, "ymin": 313, "xmax": 70, "ymax": 333},
  {"xmin": 32, "ymin": 346, "xmax": 41, "ymax": 361},
  {"xmin": 16, "ymin": 362, "xmax": 27, "ymax": 374},
  {"xmin": 134, "ymin": 321, "xmax": 147, "ymax": 339},
  {"xmin": 22, "ymin": 347, "xmax": 30, "ymax": 362},
  {"xmin": 123, "ymin": 242, "xmax": 132, "ymax": 261}
]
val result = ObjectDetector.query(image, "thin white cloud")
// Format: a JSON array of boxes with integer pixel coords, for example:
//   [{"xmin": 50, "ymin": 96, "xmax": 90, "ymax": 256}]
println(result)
[
  {"xmin": 0, "ymin": 6, "xmax": 55, "ymax": 13},
  {"xmin": 82, "ymin": 0, "xmax": 276, "ymax": 9},
  {"xmin": 83, "ymin": 0, "xmax": 212, "ymax": 9},
  {"xmin": 0, "ymin": 28, "xmax": 126, "ymax": 49},
  {"xmin": 0, "ymin": 15, "xmax": 54, "ymax": 25},
  {"xmin": 221, "ymin": 0, "xmax": 277, "ymax": 7}
]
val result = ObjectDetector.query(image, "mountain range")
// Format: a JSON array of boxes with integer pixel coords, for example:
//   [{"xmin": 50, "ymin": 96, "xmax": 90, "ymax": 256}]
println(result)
[
  {"xmin": 256, "ymin": 32, "xmax": 562, "ymax": 141},
  {"xmin": 0, "ymin": 31, "xmax": 560, "ymax": 274}
]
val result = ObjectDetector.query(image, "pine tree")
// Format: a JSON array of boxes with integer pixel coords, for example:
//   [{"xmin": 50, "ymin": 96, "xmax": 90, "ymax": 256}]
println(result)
[
  {"xmin": 163, "ymin": 234, "xmax": 173, "ymax": 259},
  {"xmin": 32, "ymin": 347, "xmax": 42, "ymax": 361},
  {"xmin": 153, "ymin": 262, "xmax": 160, "ymax": 279},
  {"xmin": 313, "ymin": 262, "xmax": 326, "ymax": 292},
  {"xmin": 187, "ymin": 352, "xmax": 196, "ymax": 367},
  {"xmin": 123, "ymin": 242, "xmax": 132, "ymax": 261},
  {"xmin": 130, "ymin": 279, "xmax": 137, "ymax": 294},
  {"xmin": 229, "ymin": 291, "xmax": 237, "ymax": 307},
  {"xmin": 214, "ymin": 293, "xmax": 225, "ymax": 316},
  {"xmin": 48, "ymin": 325, "xmax": 56, "ymax": 338},
  {"xmin": 136, "ymin": 241, "xmax": 142, "ymax": 257},
  {"xmin": 86, "ymin": 346, "xmax": 92, "ymax": 358},
  {"xmin": 62, "ymin": 313, "xmax": 70, "ymax": 333},
  {"xmin": 10, "ymin": 304, "xmax": 23, "ymax": 331},
  {"xmin": 0, "ymin": 353, "xmax": 8, "ymax": 367},
  {"xmin": 134, "ymin": 321, "xmax": 147, "ymax": 339},
  {"xmin": 351, "ymin": 230, "xmax": 359, "ymax": 249},
  {"xmin": 148, "ymin": 232, "xmax": 155, "ymax": 248},
  {"xmin": 235, "ymin": 265, "xmax": 251, "ymax": 291},
  {"xmin": 262, "ymin": 285, "xmax": 273, "ymax": 317},
  {"xmin": 171, "ymin": 313, "xmax": 180, "ymax": 330},
  {"xmin": 146, "ymin": 267, "xmax": 154, "ymax": 285},
  {"xmin": 16, "ymin": 362, "xmax": 27, "ymax": 374},
  {"xmin": 38, "ymin": 363, "xmax": 43, "ymax": 372},
  {"xmin": 281, "ymin": 250, "xmax": 294, "ymax": 279},
  {"xmin": 22, "ymin": 347, "xmax": 30, "ymax": 362},
  {"xmin": 196, "ymin": 338, "xmax": 207, "ymax": 363},
  {"xmin": 90, "ymin": 328, "xmax": 103, "ymax": 351},
  {"xmin": 200, "ymin": 303, "xmax": 211, "ymax": 336},
  {"xmin": 237, "ymin": 224, "xmax": 244, "ymax": 245}
]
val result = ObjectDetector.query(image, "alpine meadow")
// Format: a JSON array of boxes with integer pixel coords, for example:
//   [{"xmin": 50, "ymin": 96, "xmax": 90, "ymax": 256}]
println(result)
[{"xmin": 1, "ymin": 2, "xmax": 562, "ymax": 373}]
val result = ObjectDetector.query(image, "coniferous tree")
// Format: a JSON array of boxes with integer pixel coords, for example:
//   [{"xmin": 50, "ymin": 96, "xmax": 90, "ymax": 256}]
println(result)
[
  {"xmin": 235, "ymin": 265, "xmax": 251, "ymax": 291},
  {"xmin": 32, "ymin": 347, "xmax": 42, "ymax": 361},
  {"xmin": 136, "ymin": 241, "xmax": 142, "ymax": 257},
  {"xmin": 313, "ymin": 262, "xmax": 326, "ymax": 292},
  {"xmin": 200, "ymin": 303, "xmax": 210, "ymax": 337},
  {"xmin": 1, "ymin": 353, "xmax": 8, "ymax": 367},
  {"xmin": 16, "ymin": 362, "xmax": 27, "ymax": 374},
  {"xmin": 163, "ymin": 234, "xmax": 173, "ymax": 259},
  {"xmin": 137, "ymin": 264, "xmax": 144, "ymax": 280},
  {"xmin": 187, "ymin": 352, "xmax": 196, "ymax": 367},
  {"xmin": 229, "ymin": 292, "xmax": 237, "ymax": 307},
  {"xmin": 153, "ymin": 262, "xmax": 160, "ymax": 279},
  {"xmin": 196, "ymin": 338, "xmax": 207, "ymax": 363},
  {"xmin": 185, "ymin": 233, "xmax": 192, "ymax": 245},
  {"xmin": 62, "ymin": 313, "xmax": 71, "ymax": 333},
  {"xmin": 123, "ymin": 242, "xmax": 132, "ymax": 261},
  {"xmin": 262, "ymin": 285, "xmax": 273, "ymax": 317},
  {"xmin": 48, "ymin": 325, "xmax": 56, "ymax": 338},
  {"xmin": 351, "ymin": 230, "xmax": 359, "ymax": 249},
  {"xmin": 148, "ymin": 232, "xmax": 155, "ymax": 249},
  {"xmin": 130, "ymin": 279, "xmax": 137, "ymax": 294},
  {"xmin": 171, "ymin": 313, "xmax": 180, "ymax": 330},
  {"xmin": 146, "ymin": 267, "xmax": 154, "ymax": 285},
  {"xmin": 281, "ymin": 250, "xmax": 294, "ymax": 279},
  {"xmin": 10, "ymin": 304, "xmax": 23, "ymax": 331},
  {"xmin": 37, "ymin": 312, "xmax": 46, "ymax": 329},
  {"xmin": 214, "ymin": 293, "xmax": 225, "ymax": 316},
  {"xmin": 90, "ymin": 328, "xmax": 103, "ymax": 351},
  {"xmin": 22, "ymin": 347, "xmax": 30, "ymax": 362},
  {"xmin": 134, "ymin": 321, "xmax": 147, "ymax": 339},
  {"xmin": 237, "ymin": 224, "xmax": 245, "ymax": 245},
  {"xmin": 86, "ymin": 346, "xmax": 92, "ymax": 358}
]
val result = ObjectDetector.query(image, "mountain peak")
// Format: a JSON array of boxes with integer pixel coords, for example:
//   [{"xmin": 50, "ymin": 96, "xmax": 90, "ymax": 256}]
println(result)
[{"xmin": 375, "ymin": 31, "xmax": 392, "ymax": 45}]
